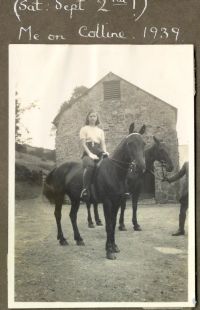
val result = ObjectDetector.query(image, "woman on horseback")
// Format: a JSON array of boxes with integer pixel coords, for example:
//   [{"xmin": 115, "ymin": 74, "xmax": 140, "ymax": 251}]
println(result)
[{"xmin": 79, "ymin": 110, "xmax": 109, "ymax": 201}]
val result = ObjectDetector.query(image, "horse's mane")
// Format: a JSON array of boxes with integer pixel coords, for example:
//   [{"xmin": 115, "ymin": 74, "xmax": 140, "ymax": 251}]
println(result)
[
  {"xmin": 111, "ymin": 136, "xmax": 127, "ymax": 156},
  {"xmin": 111, "ymin": 133, "xmax": 141, "ymax": 157}
]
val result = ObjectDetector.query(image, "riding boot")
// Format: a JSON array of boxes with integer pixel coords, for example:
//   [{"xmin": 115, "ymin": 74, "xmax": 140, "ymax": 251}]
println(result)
[
  {"xmin": 80, "ymin": 167, "xmax": 94, "ymax": 202},
  {"xmin": 172, "ymin": 213, "xmax": 186, "ymax": 236}
]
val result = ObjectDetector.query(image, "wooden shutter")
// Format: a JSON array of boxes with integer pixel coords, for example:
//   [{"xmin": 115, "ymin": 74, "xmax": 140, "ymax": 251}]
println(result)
[{"xmin": 103, "ymin": 80, "xmax": 121, "ymax": 100}]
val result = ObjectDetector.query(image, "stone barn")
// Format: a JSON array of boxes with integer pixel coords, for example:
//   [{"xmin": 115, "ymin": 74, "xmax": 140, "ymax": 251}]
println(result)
[{"xmin": 53, "ymin": 72, "xmax": 179, "ymax": 203}]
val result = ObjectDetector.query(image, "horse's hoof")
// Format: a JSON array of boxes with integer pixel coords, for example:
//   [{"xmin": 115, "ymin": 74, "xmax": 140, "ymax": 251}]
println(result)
[
  {"xmin": 106, "ymin": 251, "xmax": 116, "ymax": 260},
  {"xmin": 76, "ymin": 240, "xmax": 85, "ymax": 246},
  {"xmin": 134, "ymin": 225, "xmax": 142, "ymax": 231},
  {"xmin": 96, "ymin": 220, "xmax": 103, "ymax": 226},
  {"xmin": 88, "ymin": 223, "xmax": 95, "ymax": 228},
  {"xmin": 59, "ymin": 238, "xmax": 69, "ymax": 246},
  {"xmin": 119, "ymin": 225, "xmax": 127, "ymax": 231},
  {"xmin": 112, "ymin": 244, "xmax": 120, "ymax": 253}
]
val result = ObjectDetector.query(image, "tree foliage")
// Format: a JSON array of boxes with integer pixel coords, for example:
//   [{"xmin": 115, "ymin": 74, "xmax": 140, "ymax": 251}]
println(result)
[
  {"xmin": 15, "ymin": 93, "xmax": 22, "ymax": 144},
  {"xmin": 58, "ymin": 86, "xmax": 88, "ymax": 115},
  {"xmin": 15, "ymin": 92, "xmax": 38, "ymax": 146}
]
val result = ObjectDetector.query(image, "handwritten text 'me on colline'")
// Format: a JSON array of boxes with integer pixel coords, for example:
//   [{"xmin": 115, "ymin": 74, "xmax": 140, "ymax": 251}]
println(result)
[
  {"xmin": 18, "ymin": 23, "xmax": 127, "ymax": 40},
  {"xmin": 14, "ymin": 0, "xmax": 148, "ymax": 22}
]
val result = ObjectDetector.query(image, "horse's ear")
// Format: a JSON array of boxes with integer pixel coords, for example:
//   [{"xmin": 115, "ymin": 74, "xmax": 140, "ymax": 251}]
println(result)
[
  {"xmin": 153, "ymin": 136, "xmax": 160, "ymax": 145},
  {"xmin": 139, "ymin": 125, "xmax": 146, "ymax": 135},
  {"xmin": 129, "ymin": 122, "xmax": 135, "ymax": 134}
]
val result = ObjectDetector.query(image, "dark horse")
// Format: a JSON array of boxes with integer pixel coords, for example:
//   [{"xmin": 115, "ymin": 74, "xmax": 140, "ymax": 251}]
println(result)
[
  {"xmin": 86, "ymin": 124, "xmax": 146, "ymax": 229},
  {"xmin": 119, "ymin": 133, "xmax": 174, "ymax": 231},
  {"xmin": 86, "ymin": 123, "xmax": 174, "ymax": 231},
  {"xmin": 86, "ymin": 202, "xmax": 103, "ymax": 228},
  {"xmin": 43, "ymin": 133, "xmax": 146, "ymax": 260}
]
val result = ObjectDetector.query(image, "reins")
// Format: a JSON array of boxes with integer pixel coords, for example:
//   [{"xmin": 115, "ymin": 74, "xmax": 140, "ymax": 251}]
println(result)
[{"xmin": 109, "ymin": 157, "xmax": 137, "ymax": 172}]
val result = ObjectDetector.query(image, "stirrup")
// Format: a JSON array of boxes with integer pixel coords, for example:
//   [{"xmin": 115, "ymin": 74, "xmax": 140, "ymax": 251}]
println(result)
[
  {"xmin": 80, "ymin": 189, "xmax": 90, "ymax": 202},
  {"xmin": 122, "ymin": 192, "xmax": 130, "ymax": 199}
]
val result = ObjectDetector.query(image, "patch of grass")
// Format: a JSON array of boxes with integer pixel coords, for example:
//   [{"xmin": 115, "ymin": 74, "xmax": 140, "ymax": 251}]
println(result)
[
  {"xmin": 15, "ymin": 182, "xmax": 42, "ymax": 200},
  {"xmin": 16, "ymin": 151, "xmax": 55, "ymax": 174},
  {"xmin": 15, "ymin": 150, "xmax": 56, "ymax": 200}
]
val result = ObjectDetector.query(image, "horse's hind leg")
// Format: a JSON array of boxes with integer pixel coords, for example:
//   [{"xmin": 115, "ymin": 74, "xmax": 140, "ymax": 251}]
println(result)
[
  {"xmin": 94, "ymin": 203, "xmax": 103, "ymax": 226},
  {"xmin": 87, "ymin": 203, "xmax": 95, "ymax": 228},
  {"xmin": 118, "ymin": 197, "xmax": 127, "ymax": 231},
  {"xmin": 54, "ymin": 196, "xmax": 68, "ymax": 245},
  {"xmin": 69, "ymin": 200, "xmax": 85, "ymax": 246}
]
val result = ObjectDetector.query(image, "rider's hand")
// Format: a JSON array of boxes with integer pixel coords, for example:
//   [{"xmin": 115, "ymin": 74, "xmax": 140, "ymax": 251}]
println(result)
[{"xmin": 89, "ymin": 153, "xmax": 99, "ymax": 160}]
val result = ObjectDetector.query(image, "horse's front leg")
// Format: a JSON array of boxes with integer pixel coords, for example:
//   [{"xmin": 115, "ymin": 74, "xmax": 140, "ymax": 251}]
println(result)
[
  {"xmin": 119, "ymin": 196, "xmax": 127, "ymax": 231},
  {"xmin": 69, "ymin": 200, "xmax": 85, "ymax": 245},
  {"xmin": 94, "ymin": 203, "xmax": 103, "ymax": 226},
  {"xmin": 54, "ymin": 196, "xmax": 68, "ymax": 245},
  {"xmin": 112, "ymin": 204, "xmax": 120, "ymax": 253},
  {"xmin": 132, "ymin": 192, "xmax": 142, "ymax": 231},
  {"xmin": 86, "ymin": 202, "xmax": 95, "ymax": 228},
  {"xmin": 103, "ymin": 199, "xmax": 116, "ymax": 260}
]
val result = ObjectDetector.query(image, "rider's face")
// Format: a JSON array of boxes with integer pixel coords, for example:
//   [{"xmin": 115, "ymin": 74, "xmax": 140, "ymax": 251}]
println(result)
[{"xmin": 88, "ymin": 113, "xmax": 98, "ymax": 125}]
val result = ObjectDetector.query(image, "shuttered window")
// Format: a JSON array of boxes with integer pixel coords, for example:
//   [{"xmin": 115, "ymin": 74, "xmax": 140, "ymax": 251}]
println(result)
[{"xmin": 103, "ymin": 80, "xmax": 121, "ymax": 100}]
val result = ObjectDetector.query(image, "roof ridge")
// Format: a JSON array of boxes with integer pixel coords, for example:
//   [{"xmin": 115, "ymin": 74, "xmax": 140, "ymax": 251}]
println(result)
[{"xmin": 53, "ymin": 72, "xmax": 177, "ymax": 126}]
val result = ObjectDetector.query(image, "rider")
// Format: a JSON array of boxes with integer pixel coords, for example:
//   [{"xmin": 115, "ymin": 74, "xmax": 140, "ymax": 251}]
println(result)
[
  {"xmin": 80, "ymin": 110, "xmax": 109, "ymax": 202},
  {"xmin": 164, "ymin": 161, "xmax": 189, "ymax": 236}
]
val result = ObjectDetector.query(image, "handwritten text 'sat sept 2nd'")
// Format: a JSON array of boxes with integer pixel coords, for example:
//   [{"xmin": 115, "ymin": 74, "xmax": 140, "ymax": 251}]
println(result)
[{"xmin": 14, "ymin": 0, "xmax": 148, "ymax": 22}]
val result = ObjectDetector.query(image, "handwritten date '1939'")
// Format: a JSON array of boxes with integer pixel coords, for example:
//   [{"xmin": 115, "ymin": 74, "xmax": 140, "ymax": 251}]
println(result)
[{"xmin": 143, "ymin": 26, "xmax": 180, "ymax": 42}]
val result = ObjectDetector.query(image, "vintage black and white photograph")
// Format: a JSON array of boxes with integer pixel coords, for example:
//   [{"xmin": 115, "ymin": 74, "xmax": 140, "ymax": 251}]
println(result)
[{"xmin": 8, "ymin": 44, "xmax": 195, "ymax": 308}]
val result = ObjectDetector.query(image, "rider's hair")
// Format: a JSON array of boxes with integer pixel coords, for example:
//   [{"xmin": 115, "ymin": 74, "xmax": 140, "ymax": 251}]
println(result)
[{"xmin": 85, "ymin": 110, "xmax": 100, "ymax": 126}]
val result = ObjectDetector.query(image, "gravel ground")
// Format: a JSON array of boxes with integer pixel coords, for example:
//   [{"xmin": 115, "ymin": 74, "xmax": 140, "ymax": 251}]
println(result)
[{"xmin": 14, "ymin": 197, "xmax": 188, "ymax": 303}]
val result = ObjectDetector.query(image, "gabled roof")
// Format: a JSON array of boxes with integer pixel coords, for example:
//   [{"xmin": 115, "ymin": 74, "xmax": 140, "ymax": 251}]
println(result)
[{"xmin": 53, "ymin": 72, "xmax": 177, "ymax": 126}]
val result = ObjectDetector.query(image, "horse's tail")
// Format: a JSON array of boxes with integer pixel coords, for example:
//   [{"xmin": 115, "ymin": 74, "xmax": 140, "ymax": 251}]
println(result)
[{"xmin": 42, "ymin": 168, "xmax": 56, "ymax": 204}]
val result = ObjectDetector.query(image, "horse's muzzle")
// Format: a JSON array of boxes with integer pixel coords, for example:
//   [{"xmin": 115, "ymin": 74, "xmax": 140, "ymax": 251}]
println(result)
[{"xmin": 161, "ymin": 161, "xmax": 174, "ymax": 172}]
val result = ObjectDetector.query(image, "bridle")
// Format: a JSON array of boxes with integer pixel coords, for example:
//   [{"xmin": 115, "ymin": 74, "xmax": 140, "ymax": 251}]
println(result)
[
  {"xmin": 109, "ymin": 157, "xmax": 137, "ymax": 173},
  {"xmin": 109, "ymin": 136, "xmax": 144, "ymax": 174}
]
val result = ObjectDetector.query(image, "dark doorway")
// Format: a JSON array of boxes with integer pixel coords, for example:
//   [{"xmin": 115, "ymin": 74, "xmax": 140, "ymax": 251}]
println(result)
[{"xmin": 140, "ymin": 171, "xmax": 155, "ymax": 199}]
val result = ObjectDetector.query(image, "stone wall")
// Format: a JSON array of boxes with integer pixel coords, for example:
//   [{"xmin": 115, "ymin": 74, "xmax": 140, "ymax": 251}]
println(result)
[{"xmin": 55, "ymin": 73, "xmax": 179, "ymax": 202}]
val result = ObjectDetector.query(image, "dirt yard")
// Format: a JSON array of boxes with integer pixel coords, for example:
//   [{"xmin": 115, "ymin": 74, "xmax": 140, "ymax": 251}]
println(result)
[{"xmin": 14, "ymin": 196, "xmax": 188, "ymax": 303}]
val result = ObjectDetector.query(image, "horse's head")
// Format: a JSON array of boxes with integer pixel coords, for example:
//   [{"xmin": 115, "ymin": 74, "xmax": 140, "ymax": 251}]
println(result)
[
  {"xmin": 126, "ymin": 133, "xmax": 146, "ymax": 174},
  {"xmin": 152, "ymin": 136, "xmax": 174, "ymax": 172}
]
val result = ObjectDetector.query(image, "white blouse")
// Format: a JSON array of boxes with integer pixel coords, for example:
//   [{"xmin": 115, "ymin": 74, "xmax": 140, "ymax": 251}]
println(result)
[{"xmin": 79, "ymin": 125, "xmax": 105, "ymax": 144}]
